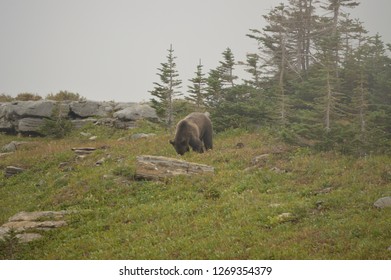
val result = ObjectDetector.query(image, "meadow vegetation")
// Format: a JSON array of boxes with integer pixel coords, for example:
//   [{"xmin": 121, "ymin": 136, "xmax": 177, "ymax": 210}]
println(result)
[{"xmin": 0, "ymin": 123, "xmax": 390, "ymax": 259}]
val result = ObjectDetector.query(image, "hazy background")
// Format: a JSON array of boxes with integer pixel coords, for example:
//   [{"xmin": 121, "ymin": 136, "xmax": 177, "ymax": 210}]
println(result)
[{"xmin": 1, "ymin": 0, "xmax": 390, "ymax": 102}]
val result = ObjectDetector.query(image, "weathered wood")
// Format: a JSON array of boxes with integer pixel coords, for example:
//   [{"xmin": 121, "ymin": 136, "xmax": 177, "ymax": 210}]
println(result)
[{"xmin": 135, "ymin": 155, "xmax": 214, "ymax": 180}]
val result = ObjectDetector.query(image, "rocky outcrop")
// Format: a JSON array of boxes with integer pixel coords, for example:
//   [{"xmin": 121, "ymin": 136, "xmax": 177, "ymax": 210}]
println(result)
[
  {"xmin": 374, "ymin": 197, "xmax": 391, "ymax": 209},
  {"xmin": 113, "ymin": 103, "xmax": 158, "ymax": 122},
  {"xmin": 135, "ymin": 155, "xmax": 215, "ymax": 181},
  {"xmin": 0, "ymin": 100, "xmax": 158, "ymax": 135},
  {"xmin": 0, "ymin": 210, "xmax": 72, "ymax": 243}
]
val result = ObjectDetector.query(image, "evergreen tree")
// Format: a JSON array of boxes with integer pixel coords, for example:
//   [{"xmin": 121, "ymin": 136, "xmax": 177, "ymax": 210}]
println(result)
[
  {"xmin": 240, "ymin": 53, "xmax": 263, "ymax": 89},
  {"xmin": 218, "ymin": 48, "xmax": 238, "ymax": 87},
  {"xmin": 149, "ymin": 44, "xmax": 182, "ymax": 131},
  {"xmin": 186, "ymin": 60, "xmax": 207, "ymax": 109},
  {"xmin": 205, "ymin": 68, "xmax": 224, "ymax": 108},
  {"xmin": 248, "ymin": 3, "xmax": 293, "ymax": 125}
]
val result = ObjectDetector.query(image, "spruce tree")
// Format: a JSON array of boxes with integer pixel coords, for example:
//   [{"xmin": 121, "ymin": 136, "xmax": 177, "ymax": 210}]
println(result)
[
  {"xmin": 205, "ymin": 68, "xmax": 224, "ymax": 108},
  {"xmin": 240, "ymin": 53, "xmax": 263, "ymax": 89},
  {"xmin": 218, "ymin": 48, "xmax": 238, "ymax": 87},
  {"xmin": 149, "ymin": 44, "xmax": 182, "ymax": 132},
  {"xmin": 186, "ymin": 60, "xmax": 207, "ymax": 109}
]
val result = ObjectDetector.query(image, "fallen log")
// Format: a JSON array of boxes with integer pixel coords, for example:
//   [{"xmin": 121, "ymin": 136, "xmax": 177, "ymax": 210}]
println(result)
[{"xmin": 135, "ymin": 155, "xmax": 214, "ymax": 181}]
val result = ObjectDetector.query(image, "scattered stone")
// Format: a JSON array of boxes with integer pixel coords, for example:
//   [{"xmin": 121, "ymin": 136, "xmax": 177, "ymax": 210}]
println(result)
[
  {"xmin": 135, "ymin": 155, "xmax": 214, "ymax": 181},
  {"xmin": 388, "ymin": 246, "xmax": 391, "ymax": 251},
  {"xmin": 1, "ymin": 141, "xmax": 29, "ymax": 152},
  {"xmin": 251, "ymin": 154, "xmax": 270, "ymax": 165},
  {"xmin": 0, "ymin": 210, "xmax": 72, "ymax": 243},
  {"xmin": 314, "ymin": 187, "xmax": 333, "ymax": 195},
  {"xmin": 58, "ymin": 162, "xmax": 69, "ymax": 168},
  {"xmin": 269, "ymin": 203, "xmax": 282, "ymax": 208},
  {"xmin": 89, "ymin": 135, "xmax": 97, "ymax": 140},
  {"xmin": 2, "ymin": 220, "xmax": 67, "ymax": 232},
  {"xmin": 269, "ymin": 166, "xmax": 286, "ymax": 173},
  {"xmin": 5, "ymin": 166, "xmax": 25, "ymax": 177},
  {"xmin": 16, "ymin": 233, "xmax": 43, "ymax": 243},
  {"xmin": 103, "ymin": 174, "xmax": 116, "ymax": 180},
  {"xmin": 374, "ymin": 197, "xmax": 391, "ymax": 209},
  {"xmin": 72, "ymin": 147, "xmax": 97, "ymax": 156},
  {"xmin": 277, "ymin": 212, "xmax": 295, "ymax": 223},
  {"xmin": 80, "ymin": 132, "xmax": 92, "ymax": 137},
  {"xmin": 0, "ymin": 152, "xmax": 13, "ymax": 158},
  {"xmin": 316, "ymin": 200, "xmax": 324, "ymax": 209},
  {"xmin": 96, "ymin": 158, "xmax": 106, "ymax": 166},
  {"xmin": 8, "ymin": 210, "xmax": 71, "ymax": 222},
  {"xmin": 1, "ymin": 141, "xmax": 18, "ymax": 152},
  {"xmin": 131, "ymin": 133, "xmax": 156, "ymax": 140},
  {"xmin": 235, "ymin": 142, "xmax": 245, "ymax": 149}
]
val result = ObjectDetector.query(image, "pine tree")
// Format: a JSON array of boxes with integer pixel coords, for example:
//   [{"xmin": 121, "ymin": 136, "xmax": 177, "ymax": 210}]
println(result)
[
  {"xmin": 240, "ymin": 53, "xmax": 263, "ymax": 89},
  {"xmin": 186, "ymin": 60, "xmax": 207, "ymax": 109},
  {"xmin": 248, "ymin": 4, "xmax": 292, "ymax": 125},
  {"xmin": 149, "ymin": 44, "xmax": 182, "ymax": 132},
  {"xmin": 205, "ymin": 68, "xmax": 224, "ymax": 108},
  {"xmin": 218, "ymin": 48, "xmax": 238, "ymax": 87}
]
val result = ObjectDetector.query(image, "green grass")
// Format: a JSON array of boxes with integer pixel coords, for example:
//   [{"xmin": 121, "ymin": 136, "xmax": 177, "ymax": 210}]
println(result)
[{"xmin": 0, "ymin": 126, "xmax": 390, "ymax": 259}]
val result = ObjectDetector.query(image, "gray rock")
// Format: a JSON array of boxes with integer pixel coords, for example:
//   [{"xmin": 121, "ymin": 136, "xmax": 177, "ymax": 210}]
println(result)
[
  {"xmin": 6, "ymin": 100, "xmax": 56, "ymax": 118},
  {"xmin": 8, "ymin": 210, "xmax": 71, "ymax": 222},
  {"xmin": 0, "ymin": 210, "xmax": 74, "ymax": 243},
  {"xmin": 131, "ymin": 133, "xmax": 156, "ymax": 140},
  {"xmin": 5, "ymin": 166, "xmax": 25, "ymax": 177},
  {"xmin": 374, "ymin": 197, "xmax": 391, "ymax": 209},
  {"xmin": 114, "ymin": 102, "xmax": 138, "ymax": 111},
  {"xmin": 69, "ymin": 101, "xmax": 112, "ymax": 118},
  {"xmin": 1, "ymin": 220, "xmax": 67, "ymax": 231},
  {"xmin": 71, "ymin": 118, "xmax": 97, "ymax": 129},
  {"xmin": 1, "ymin": 141, "xmax": 18, "ymax": 152},
  {"xmin": 16, "ymin": 233, "xmax": 43, "ymax": 243},
  {"xmin": 0, "ymin": 118, "xmax": 14, "ymax": 131},
  {"xmin": 80, "ymin": 132, "xmax": 92, "ymax": 137},
  {"xmin": 113, "ymin": 103, "xmax": 158, "ymax": 122},
  {"xmin": 17, "ymin": 117, "xmax": 45, "ymax": 133}
]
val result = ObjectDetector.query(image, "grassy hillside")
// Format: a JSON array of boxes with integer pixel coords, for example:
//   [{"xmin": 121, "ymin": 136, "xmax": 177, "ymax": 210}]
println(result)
[{"xmin": 1, "ymin": 123, "xmax": 390, "ymax": 259}]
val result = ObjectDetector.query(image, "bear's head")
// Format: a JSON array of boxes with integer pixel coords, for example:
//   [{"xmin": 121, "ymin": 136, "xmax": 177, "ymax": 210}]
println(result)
[{"xmin": 169, "ymin": 139, "xmax": 190, "ymax": 155}]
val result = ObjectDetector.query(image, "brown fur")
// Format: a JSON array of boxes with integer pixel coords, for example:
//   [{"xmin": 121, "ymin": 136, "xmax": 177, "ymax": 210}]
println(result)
[{"xmin": 169, "ymin": 112, "xmax": 213, "ymax": 155}]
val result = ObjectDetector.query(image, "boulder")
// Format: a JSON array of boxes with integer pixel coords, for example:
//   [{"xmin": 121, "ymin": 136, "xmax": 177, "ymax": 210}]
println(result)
[
  {"xmin": 5, "ymin": 166, "xmax": 25, "ymax": 177},
  {"xmin": 0, "ymin": 210, "xmax": 73, "ymax": 243},
  {"xmin": 5, "ymin": 100, "xmax": 56, "ymax": 118},
  {"xmin": 374, "ymin": 197, "xmax": 391, "ymax": 209},
  {"xmin": 135, "ymin": 155, "xmax": 214, "ymax": 181},
  {"xmin": 17, "ymin": 117, "xmax": 45, "ymax": 133},
  {"xmin": 8, "ymin": 210, "xmax": 71, "ymax": 222},
  {"xmin": 113, "ymin": 103, "xmax": 158, "ymax": 122},
  {"xmin": 0, "ymin": 100, "xmax": 157, "ymax": 134},
  {"xmin": 1, "ymin": 141, "xmax": 18, "ymax": 152},
  {"xmin": 0, "ymin": 118, "xmax": 14, "ymax": 131},
  {"xmin": 69, "ymin": 101, "xmax": 113, "ymax": 118},
  {"xmin": 131, "ymin": 133, "xmax": 156, "ymax": 140},
  {"xmin": 71, "ymin": 118, "xmax": 97, "ymax": 129}
]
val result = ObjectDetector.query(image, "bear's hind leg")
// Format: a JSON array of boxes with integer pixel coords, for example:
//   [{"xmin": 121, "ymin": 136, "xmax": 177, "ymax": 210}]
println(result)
[
  {"xmin": 202, "ymin": 132, "xmax": 213, "ymax": 151},
  {"xmin": 189, "ymin": 138, "xmax": 204, "ymax": 153}
]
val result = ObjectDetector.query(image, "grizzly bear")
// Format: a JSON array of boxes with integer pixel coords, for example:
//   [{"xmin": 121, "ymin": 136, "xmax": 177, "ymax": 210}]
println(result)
[{"xmin": 169, "ymin": 112, "xmax": 213, "ymax": 155}]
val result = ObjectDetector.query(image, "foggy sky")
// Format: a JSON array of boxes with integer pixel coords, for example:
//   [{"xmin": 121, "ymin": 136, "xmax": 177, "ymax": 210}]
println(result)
[{"xmin": 0, "ymin": 0, "xmax": 390, "ymax": 102}]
